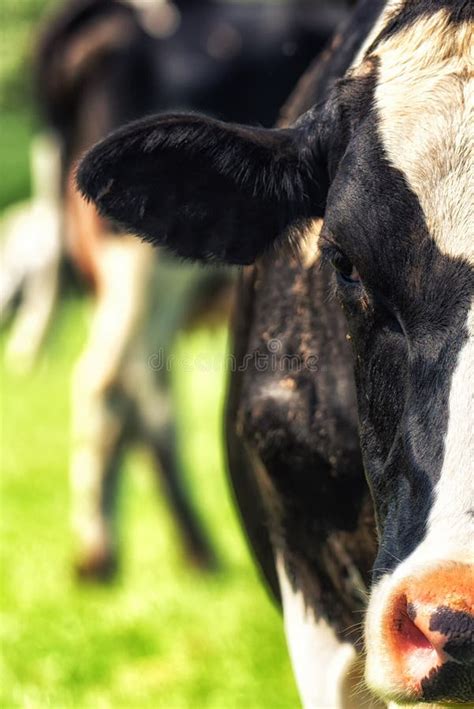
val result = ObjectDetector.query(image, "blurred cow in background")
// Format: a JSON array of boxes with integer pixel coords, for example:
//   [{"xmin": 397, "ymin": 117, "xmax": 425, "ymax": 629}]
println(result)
[{"xmin": 33, "ymin": 0, "xmax": 346, "ymax": 580}]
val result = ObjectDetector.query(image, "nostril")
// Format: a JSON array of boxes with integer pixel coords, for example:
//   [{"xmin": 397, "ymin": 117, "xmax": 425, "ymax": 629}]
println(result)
[
  {"xmin": 387, "ymin": 594, "xmax": 445, "ymax": 689},
  {"xmin": 374, "ymin": 567, "xmax": 474, "ymax": 702},
  {"xmin": 395, "ymin": 597, "xmax": 434, "ymax": 652}
]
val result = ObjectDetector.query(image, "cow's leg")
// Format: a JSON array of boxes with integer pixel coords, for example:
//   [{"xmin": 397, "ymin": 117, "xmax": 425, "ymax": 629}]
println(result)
[
  {"xmin": 5, "ymin": 236, "xmax": 61, "ymax": 372},
  {"xmin": 70, "ymin": 379, "xmax": 126, "ymax": 580},
  {"xmin": 276, "ymin": 554, "xmax": 383, "ymax": 709},
  {"xmin": 5, "ymin": 133, "xmax": 63, "ymax": 371},
  {"xmin": 128, "ymin": 353, "xmax": 218, "ymax": 571},
  {"xmin": 70, "ymin": 235, "xmax": 154, "ymax": 579},
  {"xmin": 149, "ymin": 421, "xmax": 218, "ymax": 570}
]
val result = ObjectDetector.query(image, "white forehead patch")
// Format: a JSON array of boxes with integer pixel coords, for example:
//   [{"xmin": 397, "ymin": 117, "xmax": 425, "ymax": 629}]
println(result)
[{"xmin": 367, "ymin": 9, "xmax": 473, "ymax": 263}]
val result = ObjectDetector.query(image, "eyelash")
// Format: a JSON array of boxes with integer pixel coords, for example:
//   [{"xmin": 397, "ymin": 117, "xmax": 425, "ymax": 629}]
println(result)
[
  {"xmin": 320, "ymin": 244, "xmax": 362, "ymax": 287},
  {"xmin": 321, "ymin": 244, "xmax": 406, "ymax": 335}
]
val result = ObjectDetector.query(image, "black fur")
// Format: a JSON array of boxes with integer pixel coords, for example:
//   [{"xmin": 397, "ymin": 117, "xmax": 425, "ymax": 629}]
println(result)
[
  {"xmin": 77, "ymin": 113, "xmax": 322, "ymax": 264},
  {"xmin": 236, "ymin": 250, "xmax": 376, "ymax": 638},
  {"xmin": 421, "ymin": 660, "xmax": 474, "ymax": 703}
]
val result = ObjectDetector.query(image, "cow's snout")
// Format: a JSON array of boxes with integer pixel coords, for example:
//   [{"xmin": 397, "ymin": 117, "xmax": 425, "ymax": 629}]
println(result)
[
  {"xmin": 386, "ymin": 588, "xmax": 474, "ymax": 688},
  {"xmin": 366, "ymin": 564, "xmax": 474, "ymax": 704}
]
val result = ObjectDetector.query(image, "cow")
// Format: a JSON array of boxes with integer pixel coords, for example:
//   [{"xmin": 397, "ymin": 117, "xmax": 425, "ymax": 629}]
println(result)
[
  {"xmin": 36, "ymin": 0, "xmax": 343, "ymax": 580},
  {"xmin": 77, "ymin": 0, "xmax": 474, "ymax": 704}
]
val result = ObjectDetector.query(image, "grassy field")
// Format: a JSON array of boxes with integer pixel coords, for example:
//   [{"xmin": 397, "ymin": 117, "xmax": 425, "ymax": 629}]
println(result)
[
  {"xmin": 1, "ymin": 300, "xmax": 298, "ymax": 708},
  {"xmin": 0, "ymin": 3, "xmax": 299, "ymax": 705}
]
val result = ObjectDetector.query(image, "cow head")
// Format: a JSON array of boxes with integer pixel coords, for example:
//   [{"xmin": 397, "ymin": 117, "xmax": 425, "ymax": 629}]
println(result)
[{"xmin": 78, "ymin": 6, "xmax": 473, "ymax": 704}]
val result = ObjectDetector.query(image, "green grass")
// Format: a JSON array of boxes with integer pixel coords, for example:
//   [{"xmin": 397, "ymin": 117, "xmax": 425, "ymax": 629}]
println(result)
[
  {"xmin": 0, "ymin": 111, "xmax": 34, "ymax": 210},
  {"xmin": 0, "ymin": 298, "xmax": 299, "ymax": 708},
  {"xmin": 0, "ymin": 0, "xmax": 59, "ymax": 111}
]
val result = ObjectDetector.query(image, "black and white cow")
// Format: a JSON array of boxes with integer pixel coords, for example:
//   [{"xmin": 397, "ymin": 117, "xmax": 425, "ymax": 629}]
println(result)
[
  {"xmin": 78, "ymin": 0, "xmax": 473, "ymax": 705},
  {"xmin": 37, "ymin": 0, "xmax": 343, "ymax": 579}
]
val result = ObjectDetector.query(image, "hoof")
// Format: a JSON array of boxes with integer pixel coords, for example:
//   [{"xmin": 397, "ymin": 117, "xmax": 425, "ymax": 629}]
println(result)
[
  {"xmin": 74, "ymin": 549, "xmax": 118, "ymax": 583},
  {"xmin": 187, "ymin": 546, "xmax": 220, "ymax": 573}
]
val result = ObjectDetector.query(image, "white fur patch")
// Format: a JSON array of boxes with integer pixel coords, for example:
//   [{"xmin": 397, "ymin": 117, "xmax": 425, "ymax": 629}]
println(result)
[
  {"xmin": 417, "ymin": 301, "xmax": 474, "ymax": 563},
  {"xmin": 373, "ymin": 10, "xmax": 473, "ymax": 263},
  {"xmin": 275, "ymin": 554, "xmax": 363, "ymax": 709}
]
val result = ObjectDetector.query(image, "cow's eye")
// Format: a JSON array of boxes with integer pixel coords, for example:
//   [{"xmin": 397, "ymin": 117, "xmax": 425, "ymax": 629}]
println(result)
[{"xmin": 331, "ymin": 251, "xmax": 361, "ymax": 285}]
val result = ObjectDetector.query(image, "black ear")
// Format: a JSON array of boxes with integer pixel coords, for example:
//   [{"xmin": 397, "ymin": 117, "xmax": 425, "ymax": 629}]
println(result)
[{"xmin": 77, "ymin": 113, "xmax": 322, "ymax": 265}]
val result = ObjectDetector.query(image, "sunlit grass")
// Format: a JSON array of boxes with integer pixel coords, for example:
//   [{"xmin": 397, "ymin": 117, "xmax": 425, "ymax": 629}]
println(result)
[{"xmin": 0, "ymin": 297, "xmax": 298, "ymax": 708}]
